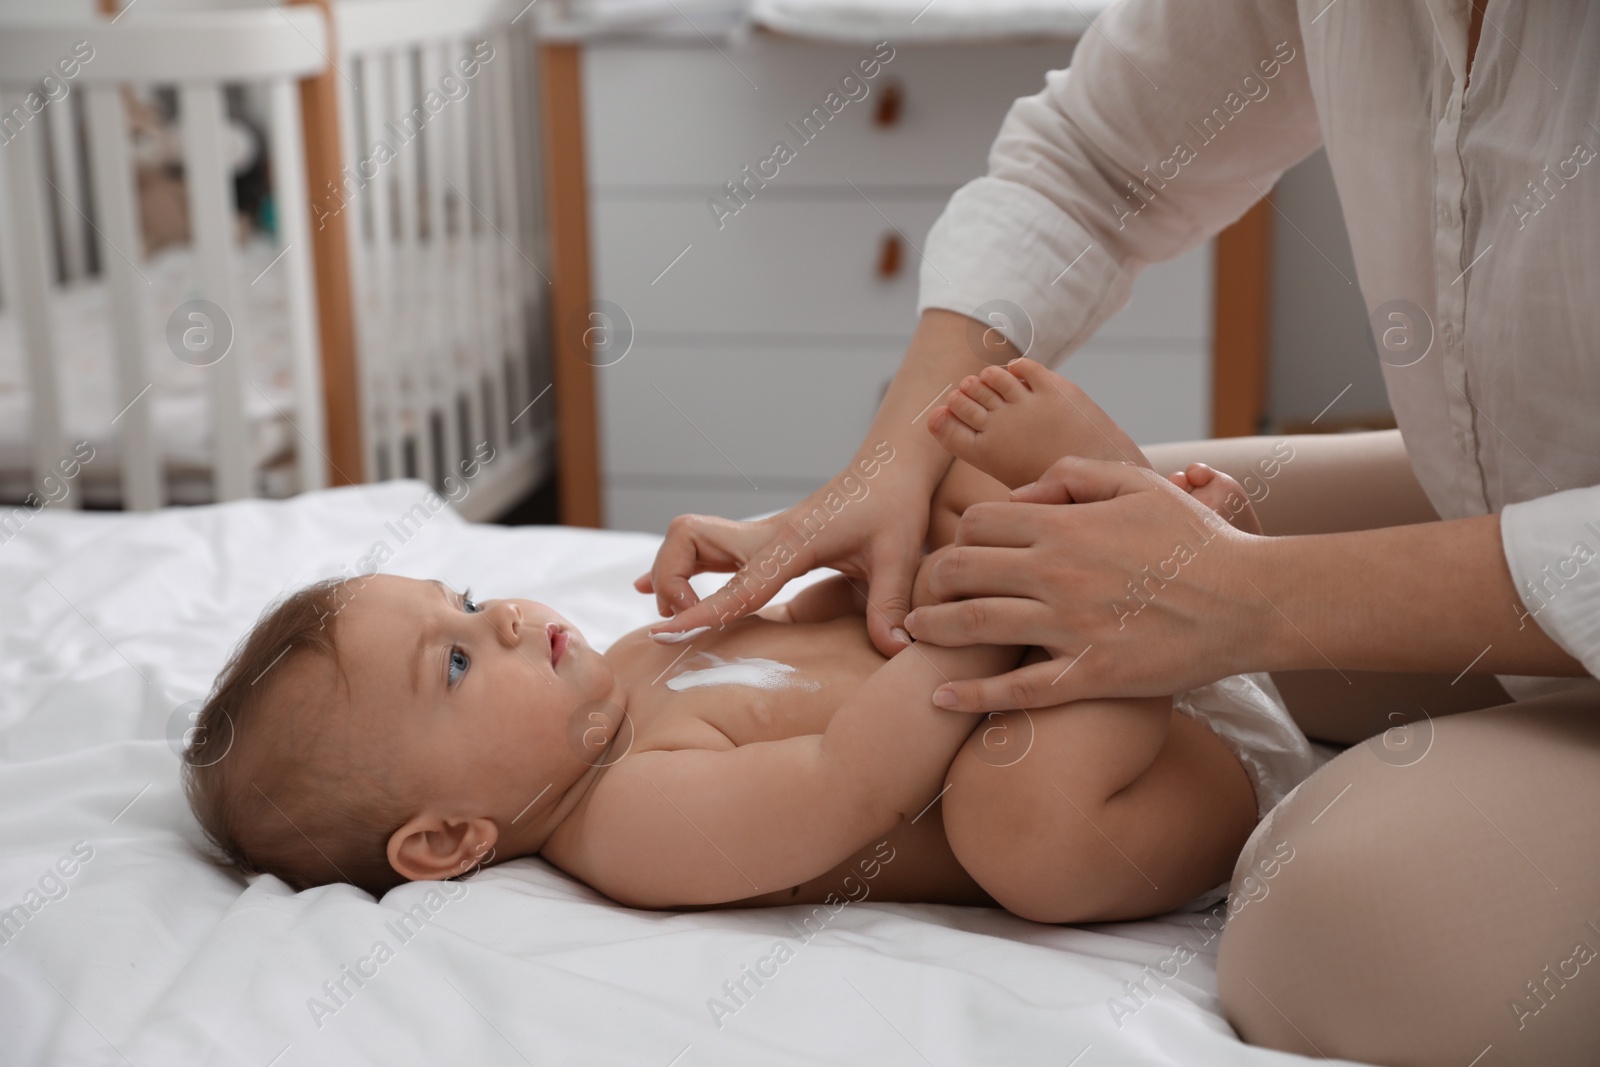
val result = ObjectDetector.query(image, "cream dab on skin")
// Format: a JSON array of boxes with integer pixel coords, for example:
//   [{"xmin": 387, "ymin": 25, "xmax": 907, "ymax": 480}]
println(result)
[
  {"xmin": 665, "ymin": 653, "xmax": 819, "ymax": 693},
  {"xmin": 650, "ymin": 626, "xmax": 710, "ymax": 645}
]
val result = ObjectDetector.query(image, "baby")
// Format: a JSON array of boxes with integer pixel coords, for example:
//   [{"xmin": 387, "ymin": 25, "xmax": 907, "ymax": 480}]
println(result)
[{"xmin": 185, "ymin": 358, "xmax": 1314, "ymax": 923}]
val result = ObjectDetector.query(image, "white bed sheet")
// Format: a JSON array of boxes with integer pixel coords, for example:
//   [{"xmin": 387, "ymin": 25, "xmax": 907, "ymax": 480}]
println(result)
[{"xmin": 0, "ymin": 482, "xmax": 1360, "ymax": 1065}]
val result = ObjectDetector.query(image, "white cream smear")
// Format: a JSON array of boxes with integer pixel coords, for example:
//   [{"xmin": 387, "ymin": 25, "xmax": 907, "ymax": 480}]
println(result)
[
  {"xmin": 650, "ymin": 626, "xmax": 710, "ymax": 645},
  {"xmin": 665, "ymin": 652, "xmax": 819, "ymax": 692}
]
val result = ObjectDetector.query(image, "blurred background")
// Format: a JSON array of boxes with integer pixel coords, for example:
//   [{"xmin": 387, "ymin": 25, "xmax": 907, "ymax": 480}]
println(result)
[{"xmin": 0, "ymin": 0, "xmax": 1385, "ymax": 534}]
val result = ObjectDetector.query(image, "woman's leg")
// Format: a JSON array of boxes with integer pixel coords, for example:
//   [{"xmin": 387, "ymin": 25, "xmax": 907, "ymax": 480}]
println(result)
[
  {"xmin": 1218, "ymin": 687, "xmax": 1600, "ymax": 1065},
  {"xmin": 1141, "ymin": 428, "xmax": 1438, "ymax": 537},
  {"xmin": 1144, "ymin": 429, "xmax": 1512, "ymax": 741}
]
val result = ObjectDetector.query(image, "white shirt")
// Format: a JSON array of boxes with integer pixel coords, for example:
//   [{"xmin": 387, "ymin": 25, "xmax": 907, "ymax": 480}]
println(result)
[{"xmin": 917, "ymin": 0, "xmax": 1600, "ymax": 697}]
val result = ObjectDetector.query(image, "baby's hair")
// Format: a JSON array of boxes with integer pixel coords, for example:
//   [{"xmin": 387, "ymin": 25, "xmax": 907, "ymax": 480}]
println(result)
[{"xmin": 183, "ymin": 577, "xmax": 410, "ymax": 896}]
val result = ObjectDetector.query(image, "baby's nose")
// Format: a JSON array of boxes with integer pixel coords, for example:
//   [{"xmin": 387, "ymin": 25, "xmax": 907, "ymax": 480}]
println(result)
[{"xmin": 491, "ymin": 601, "xmax": 522, "ymax": 647}]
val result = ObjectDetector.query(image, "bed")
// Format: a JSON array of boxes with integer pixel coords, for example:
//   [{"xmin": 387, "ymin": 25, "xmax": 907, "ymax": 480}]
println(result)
[
  {"xmin": 0, "ymin": 483, "xmax": 1355, "ymax": 1065},
  {"xmin": 0, "ymin": 0, "xmax": 553, "ymax": 521}
]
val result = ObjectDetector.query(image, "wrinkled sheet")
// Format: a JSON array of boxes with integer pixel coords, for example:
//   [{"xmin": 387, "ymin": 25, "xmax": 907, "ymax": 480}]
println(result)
[{"xmin": 0, "ymin": 482, "xmax": 1357, "ymax": 1065}]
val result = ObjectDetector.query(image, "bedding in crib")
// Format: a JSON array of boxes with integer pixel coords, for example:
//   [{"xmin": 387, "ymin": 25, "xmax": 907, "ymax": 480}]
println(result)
[{"xmin": 0, "ymin": 237, "xmax": 297, "ymax": 500}]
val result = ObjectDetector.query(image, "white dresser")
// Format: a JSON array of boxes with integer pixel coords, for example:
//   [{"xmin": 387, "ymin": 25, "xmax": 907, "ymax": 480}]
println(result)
[{"xmin": 581, "ymin": 37, "xmax": 1214, "ymax": 532}]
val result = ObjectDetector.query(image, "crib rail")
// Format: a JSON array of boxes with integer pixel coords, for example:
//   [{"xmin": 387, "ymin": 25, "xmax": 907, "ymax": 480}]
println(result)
[
  {"xmin": 333, "ymin": 0, "xmax": 548, "ymax": 501},
  {"xmin": 0, "ymin": 10, "xmax": 330, "ymax": 509}
]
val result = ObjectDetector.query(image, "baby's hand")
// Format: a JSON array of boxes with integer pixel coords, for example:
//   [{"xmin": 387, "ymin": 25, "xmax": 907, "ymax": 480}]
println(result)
[{"xmin": 1166, "ymin": 463, "xmax": 1263, "ymax": 536}]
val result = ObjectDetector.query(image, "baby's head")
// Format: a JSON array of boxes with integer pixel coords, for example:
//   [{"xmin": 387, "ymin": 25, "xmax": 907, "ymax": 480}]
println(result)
[{"xmin": 184, "ymin": 575, "xmax": 620, "ymax": 895}]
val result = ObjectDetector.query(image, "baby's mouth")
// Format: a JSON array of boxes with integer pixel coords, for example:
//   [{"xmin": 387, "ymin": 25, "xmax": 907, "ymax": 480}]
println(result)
[{"xmin": 547, "ymin": 622, "xmax": 571, "ymax": 668}]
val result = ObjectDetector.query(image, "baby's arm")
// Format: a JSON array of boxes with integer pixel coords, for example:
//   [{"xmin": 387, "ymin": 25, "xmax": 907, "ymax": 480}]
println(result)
[{"xmin": 570, "ymin": 639, "xmax": 1019, "ymax": 908}]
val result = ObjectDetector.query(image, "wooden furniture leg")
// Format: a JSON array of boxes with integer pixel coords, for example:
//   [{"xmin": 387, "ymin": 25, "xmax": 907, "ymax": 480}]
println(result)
[
  {"xmin": 1211, "ymin": 197, "xmax": 1274, "ymax": 438},
  {"xmin": 538, "ymin": 43, "xmax": 602, "ymax": 527}
]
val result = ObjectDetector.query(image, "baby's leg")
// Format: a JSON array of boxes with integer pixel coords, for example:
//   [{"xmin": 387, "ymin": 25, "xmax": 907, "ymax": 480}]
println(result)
[
  {"xmin": 925, "ymin": 458, "xmax": 1010, "ymax": 550},
  {"xmin": 927, "ymin": 357, "xmax": 1153, "ymax": 489},
  {"xmin": 916, "ymin": 463, "xmax": 1260, "ymax": 920},
  {"xmin": 928, "ymin": 358, "xmax": 1263, "ymax": 533},
  {"xmin": 940, "ymin": 691, "xmax": 1259, "ymax": 923}
]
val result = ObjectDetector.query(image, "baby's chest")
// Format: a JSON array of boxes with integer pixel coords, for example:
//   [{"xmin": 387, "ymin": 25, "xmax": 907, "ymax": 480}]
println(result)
[{"xmin": 620, "ymin": 621, "xmax": 882, "ymax": 747}]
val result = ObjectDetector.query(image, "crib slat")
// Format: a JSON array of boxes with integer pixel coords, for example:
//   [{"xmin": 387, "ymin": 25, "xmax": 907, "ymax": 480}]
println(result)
[
  {"xmin": 84, "ymin": 85, "xmax": 160, "ymax": 511},
  {"xmin": 178, "ymin": 82, "xmax": 251, "ymax": 502},
  {"xmin": 421, "ymin": 41, "xmax": 462, "ymax": 489},
  {"xmin": 358, "ymin": 53, "xmax": 400, "ymax": 481},
  {"xmin": 510, "ymin": 24, "xmax": 551, "ymax": 406},
  {"xmin": 460, "ymin": 42, "xmax": 504, "ymax": 459},
  {"xmin": 486, "ymin": 29, "xmax": 529, "ymax": 443},
  {"xmin": 387, "ymin": 46, "xmax": 434, "ymax": 489},
  {"xmin": 443, "ymin": 43, "xmax": 487, "ymax": 462},
  {"xmin": 46, "ymin": 95, "xmax": 89, "ymax": 283},
  {"xmin": 0, "ymin": 90, "xmax": 73, "ymax": 509},
  {"xmin": 266, "ymin": 77, "xmax": 329, "ymax": 494},
  {"xmin": 334, "ymin": 50, "xmax": 381, "ymax": 488}
]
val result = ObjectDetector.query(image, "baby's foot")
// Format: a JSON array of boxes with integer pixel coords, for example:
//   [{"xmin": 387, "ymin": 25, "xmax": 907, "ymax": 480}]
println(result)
[
  {"xmin": 1169, "ymin": 463, "xmax": 1263, "ymax": 535},
  {"xmin": 927, "ymin": 358, "xmax": 1152, "ymax": 490}
]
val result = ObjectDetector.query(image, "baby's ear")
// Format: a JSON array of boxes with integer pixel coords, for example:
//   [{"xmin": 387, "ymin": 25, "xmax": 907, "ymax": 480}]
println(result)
[{"xmin": 387, "ymin": 814, "xmax": 498, "ymax": 882}]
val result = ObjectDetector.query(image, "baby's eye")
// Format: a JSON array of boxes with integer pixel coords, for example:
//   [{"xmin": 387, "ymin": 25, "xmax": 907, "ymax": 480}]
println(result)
[
  {"xmin": 461, "ymin": 589, "xmax": 481, "ymax": 614},
  {"xmin": 448, "ymin": 648, "xmax": 469, "ymax": 686}
]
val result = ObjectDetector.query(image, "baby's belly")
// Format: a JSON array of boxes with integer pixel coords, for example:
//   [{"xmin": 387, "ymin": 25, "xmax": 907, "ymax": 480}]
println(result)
[{"xmin": 696, "ymin": 805, "xmax": 996, "ymax": 912}]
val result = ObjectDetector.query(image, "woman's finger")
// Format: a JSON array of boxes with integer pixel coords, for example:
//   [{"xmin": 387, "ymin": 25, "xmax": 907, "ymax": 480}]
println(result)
[
  {"xmin": 863, "ymin": 544, "xmax": 921, "ymax": 656},
  {"xmin": 923, "ymin": 544, "xmax": 1043, "ymax": 602},
  {"xmin": 649, "ymin": 530, "xmax": 816, "ymax": 637},
  {"xmin": 931, "ymin": 654, "xmax": 1092, "ymax": 713},
  {"xmin": 904, "ymin": 596, "xmax": 1057, "ymax": 649},
  {"xmin": 949, "ymin": 501, "xmax": 1043, "ymax": 549},
  {"xmin": 648, "ymin": 514, "xmax": 727, "ymax": 618},
  {"xmin": 1009, "ymin": 455, "xmax": 1167, "ymax": 506}
]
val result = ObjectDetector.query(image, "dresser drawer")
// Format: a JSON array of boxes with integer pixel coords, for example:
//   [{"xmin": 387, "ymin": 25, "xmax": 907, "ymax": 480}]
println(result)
[
  {"xmin": 596, "ymin": 333, "xmax": 1206, "ymax": 489},
  {"xmin": 597, "ymin": 338, "xmax": 905, "ymax": 482},
  {"xmin": 605, "ymin": 480, "xmax": 808, "ymax": 535},
  {"xmin": 592, "ymin": 194, "xmax": 1214, "ymax": 343},
  {"xmin": 583, "ymin": 39, "xmax": 1076, "ymax": 190},
  {"xmin": 600, "ymin": 333, "xmax": 1209, "ymax": 533},
  {"xmin": 592, "ymin": 192, "xmax": 938, "ymax": 338}
]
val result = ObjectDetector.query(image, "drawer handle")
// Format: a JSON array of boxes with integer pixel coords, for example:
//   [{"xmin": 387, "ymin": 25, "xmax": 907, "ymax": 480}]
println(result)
[
  {"xmin": 877, "ymin": 232, "xmax": 903, "ymax": 278},
  {"xmin": 874, "ymin": 80, "xmax": 904, "ymax": 128}
]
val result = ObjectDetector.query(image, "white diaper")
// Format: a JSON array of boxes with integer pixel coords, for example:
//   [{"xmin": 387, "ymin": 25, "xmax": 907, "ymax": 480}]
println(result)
[
  {"xmin": 1171, "ymin": 672, "xmax": 1317, "ymax": 821},
  {"xmin": 1170, "ymin": 672, "xmax": 1317, "ymax": 915}
]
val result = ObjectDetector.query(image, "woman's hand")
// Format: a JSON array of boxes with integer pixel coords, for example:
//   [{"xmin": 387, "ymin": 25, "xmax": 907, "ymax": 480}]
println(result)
[
  {"xmin": 904, "ymin": 455, "xmax": 1273, "ymax": 710},
  {"xmin": 637, "ymin": 446, "xmax": 933, "ymax": 656}
]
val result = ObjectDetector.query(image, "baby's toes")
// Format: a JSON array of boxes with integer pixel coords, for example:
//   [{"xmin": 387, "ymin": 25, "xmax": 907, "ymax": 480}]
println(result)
[
  {"xmin": 979, "ymin": 362, "xmax": 1030, "ymax": 401},
  {"xmin": 959, "ymin": 373, "xmax": 1006, "ymax": 411},
  {"xmin": 1003, "ymin": 356, "xmax": 1067, "ymax": 396},
  {"xmin": 946, "ymin": 385, "xmax": 990, "ymax": 430},
  {"xmin": 927, "ymin": 405, "xmax": 981, "ymax": 458},
  {"xmin": 1167, "ymin": 470, "xmax": 1191, "ymax": 491},
  {"xmin": 1185, "ymin": 468, "xmax": 1263, "ymax": 535}
]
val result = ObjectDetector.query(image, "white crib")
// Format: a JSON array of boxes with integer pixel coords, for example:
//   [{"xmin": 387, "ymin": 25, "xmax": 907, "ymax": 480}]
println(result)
[{"xmin": 0, "ymin": 0, "xmax": 552, "ymax": 521}]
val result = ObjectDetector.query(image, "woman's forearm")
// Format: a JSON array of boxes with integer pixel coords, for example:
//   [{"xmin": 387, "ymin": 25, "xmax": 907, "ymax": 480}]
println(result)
[
  {"xmin": 863, "ymin": 309, "xmax": 1017, "ymax": 493},
  {"xmin": 1251, "ymin": 514, "xmax": 1585, "ymax": 678}
]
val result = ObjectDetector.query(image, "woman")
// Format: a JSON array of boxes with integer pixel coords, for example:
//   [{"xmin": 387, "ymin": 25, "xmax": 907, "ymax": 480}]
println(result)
[{"xmin": 643, "ymin": 2, "xmax": 1600, "ymax": 1061}]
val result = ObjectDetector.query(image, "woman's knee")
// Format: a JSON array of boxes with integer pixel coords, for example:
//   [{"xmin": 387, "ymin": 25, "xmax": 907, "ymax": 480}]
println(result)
[{"xmin": 1218, "ymin": 689, "xmax": 1600, "ymax": 1065}]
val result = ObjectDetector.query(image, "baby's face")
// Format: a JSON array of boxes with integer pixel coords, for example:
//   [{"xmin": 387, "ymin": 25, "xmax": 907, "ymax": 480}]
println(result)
[{"xmin": 330, "ymin": 575, "xmax": 617, "ymax": 824}]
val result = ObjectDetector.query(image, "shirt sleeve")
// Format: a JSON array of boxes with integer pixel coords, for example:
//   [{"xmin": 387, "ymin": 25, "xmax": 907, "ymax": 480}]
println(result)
[
  {"xmin": 918, "ymin": 0, "xmax": 1323, "ymax": 363},
  {"xmin": 1500, "ymin": 488, "xmax": 1600, "ymax": 679}
]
